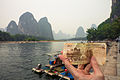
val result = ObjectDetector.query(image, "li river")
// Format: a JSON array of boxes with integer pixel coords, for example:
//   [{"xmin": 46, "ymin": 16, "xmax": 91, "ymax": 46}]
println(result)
[{"xmin": 0, "ymin": 41, "xmax": 85, "ymax": 80}]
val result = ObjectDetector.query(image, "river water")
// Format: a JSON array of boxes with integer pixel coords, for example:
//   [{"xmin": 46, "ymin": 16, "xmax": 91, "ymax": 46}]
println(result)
[{"xmin": 0, "ymin": 41, "xmax": 85, "ymax": 80}]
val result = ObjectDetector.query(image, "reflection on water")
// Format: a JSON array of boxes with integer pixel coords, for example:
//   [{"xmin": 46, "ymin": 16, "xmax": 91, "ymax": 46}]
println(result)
[{"xmin": 0, "ymin": 42, "xmax": 65, "ymax": 80}]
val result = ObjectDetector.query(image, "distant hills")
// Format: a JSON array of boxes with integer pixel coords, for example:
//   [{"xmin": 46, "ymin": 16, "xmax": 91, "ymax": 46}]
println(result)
[
  {"xmin": 53, "ymin": 26, "xmax": 89, "ymax": 40},
  {"xmin": 91, "ymin": 24, "xmax": 97, "ymax": 29},
  {"xmin": 53, "ymin": 30, "xmax": 74, "ymax": 40},
  {"xmin": 4, "ymin": 12, "xmax": 99, "ymax": 41},
  {"xmin": 38, "ymin": 17, "xmax": 54, "ymax": 40},
  {"xmin": 75, "ymin": 24, "xmax": 97, "ymax": 39},
  {"xmin": 7, "ymin": 20, "xmax": 22, "ymax": 35},
  {"xmin": 0, "ymin": 28, "xmax": 6, "ymax": 32},
  {"xmin": 75, "ymin": 26, "xmax": 86, "ymax": 38},
  {"xmin": 6, "ymin": 12, "xmax": 54, "ymax": 40}
]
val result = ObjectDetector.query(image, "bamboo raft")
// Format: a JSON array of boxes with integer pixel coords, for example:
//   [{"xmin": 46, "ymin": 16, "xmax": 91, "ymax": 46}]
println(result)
[{"xmin": 32, "ymin": 64, "xmax": 73, "ymax": 80}]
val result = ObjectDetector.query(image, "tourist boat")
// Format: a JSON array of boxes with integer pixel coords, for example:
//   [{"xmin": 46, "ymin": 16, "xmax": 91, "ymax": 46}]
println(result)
[{"xmin": 32, "ymin": 55, "xmax": 74, "ymax": 80}]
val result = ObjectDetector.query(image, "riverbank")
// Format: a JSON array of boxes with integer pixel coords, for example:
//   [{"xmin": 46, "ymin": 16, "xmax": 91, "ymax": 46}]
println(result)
[
  {"xmin": 0, "ymin": 40, "xmax": 65, "ymax": 44},
  {"xmin": 100, "ymin": 42, "xmax": 120, "ymax": 80},
  {"xmin": 0, "ymin": 40, "xmax": 111, "ymax": 44}
]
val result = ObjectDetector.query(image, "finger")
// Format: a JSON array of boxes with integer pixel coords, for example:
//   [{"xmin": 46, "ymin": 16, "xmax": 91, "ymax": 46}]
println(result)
[
  {"xmin": 84, "ymin": 64, "xmax": 92, "ymax": 72},
  {"xmin": 58, "ymin": 55, "xmax": 78, "ymax": 77},
  {"xmin": 78, "ymin": 64, "xmax": 84, "ymax": 70},
  {"xmin": 61, "ymin": 51, "xmax": 63, "ymax": 54},
  {"xmin": 91, "ymin": 56, "xmax": 102, "ymax": 75},
  {"xmin": 84, "ymin": 64, "xmax": 92, "ymax": 75}
]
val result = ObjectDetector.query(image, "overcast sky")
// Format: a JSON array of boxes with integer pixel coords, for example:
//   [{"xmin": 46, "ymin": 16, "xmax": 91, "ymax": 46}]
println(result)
[{"xmin": 0, "ymin": 0, "xmax": 111, "ymax": 35}]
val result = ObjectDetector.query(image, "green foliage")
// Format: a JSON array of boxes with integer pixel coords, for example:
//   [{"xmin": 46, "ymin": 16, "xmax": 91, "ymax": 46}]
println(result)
[
  {"xmin": 0, "ymin": 31, "xmax": 48, "ymax": 41},
  {"xmin": 87, "ymin": 18, "xmax": 120, "ymax": 41},
  {"xmin": 12, "ymin": 34, "xmax": 28, "ymax": 41},
  {"xmin": 0, "ymin": 31, "xmax": 12, "ymax": 41},
  {"xmin": 68, "ymin": 37, "xmax": 87, "ymax": 40},
  {"xmin": 25, "ymin": 37, "xmax": 39, "ymax": 41},
  {"xmin": 87, "ymin": 28, "xmax": 97, "ymax": 41}
]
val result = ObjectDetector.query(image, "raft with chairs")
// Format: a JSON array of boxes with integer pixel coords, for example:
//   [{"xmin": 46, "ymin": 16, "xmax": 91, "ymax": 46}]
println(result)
[{"xmin": 32, "ymin": 55, "xmax": 74, "ymax": 80}]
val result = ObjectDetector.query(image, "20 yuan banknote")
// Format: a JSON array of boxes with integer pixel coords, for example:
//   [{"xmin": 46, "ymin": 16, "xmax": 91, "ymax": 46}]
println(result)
[{"xmin": 63, "ymin": 43, "xmax": 106, "ymax": 65}]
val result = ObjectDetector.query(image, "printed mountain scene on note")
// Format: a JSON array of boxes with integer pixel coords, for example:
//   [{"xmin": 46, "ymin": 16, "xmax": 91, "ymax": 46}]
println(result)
[{"xmin": 63, "ymin": 43, "xmax": 106, "ymax": 65}]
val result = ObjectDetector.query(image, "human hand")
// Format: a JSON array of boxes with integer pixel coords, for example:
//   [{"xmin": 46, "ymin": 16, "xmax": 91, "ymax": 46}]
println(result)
[{"xmin": 59, "ymin": 55, "xmax": 104, "ymax": 80}]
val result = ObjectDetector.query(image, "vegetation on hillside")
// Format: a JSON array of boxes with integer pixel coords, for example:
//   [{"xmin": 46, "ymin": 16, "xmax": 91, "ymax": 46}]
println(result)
[
  {"xmin": 0, "ymin": 31, "xmax": 47, "ymax": 41},
  {"xmin": 87, "ymin": 17, "xmax": 120, "ymax": 41},
  {"xmin": 68, "ymin": 37, "xmax": 87, "ymax": 41}
]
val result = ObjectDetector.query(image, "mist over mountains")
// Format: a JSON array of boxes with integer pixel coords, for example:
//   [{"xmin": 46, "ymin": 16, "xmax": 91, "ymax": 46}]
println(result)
[
  {"xmin": 4, "ymin": 12, "xmax": 98, "ymax": 40},
  {"xmin": 0, "ymin": 28, "xmax": 6, "ymax": 32},
  {"xmin": 53, "ymin": 25, "xmax": 97, "ymax": 40},
  {"xmin": 75, "ymin": 26, "xmax": 86, "ymax": 38},
  {"xmin": 53, "ymin": 30, "xmax": 74, "ymax": 40},
  {"xmin": 91, "ymin": 24, "xmax": 97, "ymax": 29},
  {"xmin": 6, "ymin": 12, "xmax": 54, "ymax": 40}
]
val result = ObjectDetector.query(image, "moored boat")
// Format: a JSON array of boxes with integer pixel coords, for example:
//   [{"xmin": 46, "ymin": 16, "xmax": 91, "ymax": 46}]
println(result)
[{"xmin": 32, "ymin": 54, "xmax": 74, "ymax": 80}]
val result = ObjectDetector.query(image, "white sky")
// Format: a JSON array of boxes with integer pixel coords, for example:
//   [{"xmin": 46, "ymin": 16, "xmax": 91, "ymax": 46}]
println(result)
[{"xmin": 0, "ymin": 0, "xmax": 112, "ymax": 35}]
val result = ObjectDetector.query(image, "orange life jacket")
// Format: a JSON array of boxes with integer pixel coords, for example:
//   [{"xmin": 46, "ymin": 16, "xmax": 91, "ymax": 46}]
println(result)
[{"xmin": 54, "ymin": 61, "xmax": 56, "ymax": 64}]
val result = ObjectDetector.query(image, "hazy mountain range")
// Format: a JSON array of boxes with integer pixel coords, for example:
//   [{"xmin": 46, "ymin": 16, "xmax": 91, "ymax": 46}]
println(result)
[
  {"xmin": 6, "ymin": 12, "xmax": 54, "ymax": 40},
  {"xmin": 75, "ymin": 26, "xmax": 86, "ymax": 38},
  {"xmin": 0, "ymin": 0, "xmax": 119, "ymax": 41},
  {"xmin": 1, "ymin": 12, "xmax": 98, "ymax": 40},
  {"xmin": 91, "ymin": 24, "xmax": 97, "ymax": 29},
  {"xmin": 53, "ymin": 30, "xmax": 74, "ymax": 40},
  {"xmin": 53, "ymin": 24, "xmax": 97, "ymax": 40},
  {"xmin": 0, "ymin": 28, "xmax": 6, "ymax": 32}
]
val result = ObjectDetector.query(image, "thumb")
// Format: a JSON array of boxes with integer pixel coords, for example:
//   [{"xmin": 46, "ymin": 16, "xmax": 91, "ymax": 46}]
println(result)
[
  {"xmin": 58, "ymin": 55, "xmax": 78, "ymax": 77},
  {"xmin": 91, "ymin": 56, "xmax": 102, "ymax": 75}
]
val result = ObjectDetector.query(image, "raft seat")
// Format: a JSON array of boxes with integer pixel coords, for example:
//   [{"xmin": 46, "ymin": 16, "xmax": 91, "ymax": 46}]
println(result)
[{"xmin": 60, "ymin": 72, "xmax": 74, "ymax": 79}]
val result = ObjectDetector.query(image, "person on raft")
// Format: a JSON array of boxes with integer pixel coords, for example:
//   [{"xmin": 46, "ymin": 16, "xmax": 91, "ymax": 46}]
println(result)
[
  {"xmin": 49, "ymin": 57, "xmax": 63, "ymax": 72},
  {"xmin": 36, "ymin": 64, "xmax": 42, "ymax": 70},
  {"xmin": 59, "ymin": 55, "xmax": 104, "ymax": 80},
  {"xmin": 54, "ymin": 57, "xmax": 62, "ymax": 66}
]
